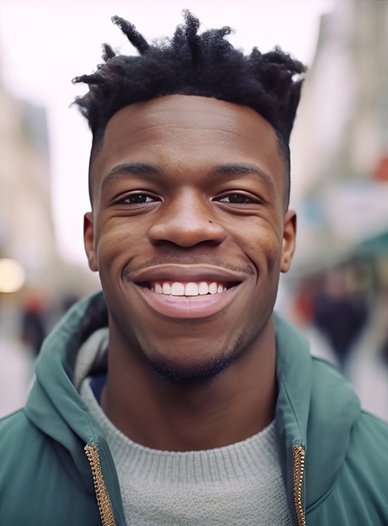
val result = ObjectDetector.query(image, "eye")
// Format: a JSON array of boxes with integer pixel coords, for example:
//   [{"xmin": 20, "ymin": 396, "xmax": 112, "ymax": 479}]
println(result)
[
  {"xmin": 218, "ymin": 193, "xmax": 251, "ymax": 204},
  {"xmin": 215, "ymin": 192, "xmax": 260, "ymax": 205},
  {"xmin": 113, "ymin": 192, "xmax": 160, "ymax": 205}
]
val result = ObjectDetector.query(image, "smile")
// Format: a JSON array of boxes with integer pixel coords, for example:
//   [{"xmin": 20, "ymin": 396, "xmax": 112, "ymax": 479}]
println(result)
[
  {"xmin": 149, "ymin": 281, "xmax": 228, "ymax": 296},
  {"xmin": 130, "ymin": 264, "xmax": 245, "ymax": 320}
]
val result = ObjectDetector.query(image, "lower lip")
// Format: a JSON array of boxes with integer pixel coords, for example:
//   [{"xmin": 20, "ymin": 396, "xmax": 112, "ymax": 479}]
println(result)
[{"xmin": 135, "ymin": 285, "xmax": 240, "ymax": 319}]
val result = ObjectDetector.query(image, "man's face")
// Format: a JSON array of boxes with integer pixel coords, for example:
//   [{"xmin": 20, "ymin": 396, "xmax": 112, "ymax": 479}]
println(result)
[{"xmin": 84, "ymin": 95, "xmax": 296, "ymax": 380}]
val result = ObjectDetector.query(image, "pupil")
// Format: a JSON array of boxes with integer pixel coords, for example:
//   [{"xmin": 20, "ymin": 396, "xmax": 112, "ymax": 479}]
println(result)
[{"xmin": 133, "ymin": 194, "xmax": 147, "ymax": 203}]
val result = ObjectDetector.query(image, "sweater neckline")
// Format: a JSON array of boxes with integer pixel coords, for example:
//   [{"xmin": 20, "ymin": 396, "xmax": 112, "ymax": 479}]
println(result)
[{"xmin": 81, "ymin": 376, "xmax": 280, "ymax": 484}]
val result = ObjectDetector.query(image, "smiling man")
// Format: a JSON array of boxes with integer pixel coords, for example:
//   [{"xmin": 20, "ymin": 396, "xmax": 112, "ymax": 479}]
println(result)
[{"xmin": 1, "ymin": 12, "xmax": 388, "ymax": 526}]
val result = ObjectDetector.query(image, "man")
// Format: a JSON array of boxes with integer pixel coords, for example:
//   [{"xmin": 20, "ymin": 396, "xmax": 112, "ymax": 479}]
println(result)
[{"xmin": 1, "ymin": 12, "xmax": 387, "ymax": 526}]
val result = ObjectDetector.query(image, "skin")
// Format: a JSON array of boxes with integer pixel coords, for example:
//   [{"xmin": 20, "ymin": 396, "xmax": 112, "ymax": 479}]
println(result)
[{"xmin": 84, "ymin": 95, "xmax": 296, "ymax": 451}]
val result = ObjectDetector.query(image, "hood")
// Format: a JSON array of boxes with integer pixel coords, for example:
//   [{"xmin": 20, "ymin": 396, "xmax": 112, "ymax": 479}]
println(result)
[
  {"xmin": 24, "ymin": 292, "xmax": 361, "ymax": 511},
  {"xmin": 24, "ymin": 292, "xmax": 109, "ymax": 482}
]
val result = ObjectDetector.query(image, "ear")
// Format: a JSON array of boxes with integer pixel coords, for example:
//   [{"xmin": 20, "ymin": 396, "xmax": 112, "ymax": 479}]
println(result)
[
  {"xmin": 83, "ymin": 212, "xmax": 98, "ymax": 272},
  {"xmin": 280, "ymin": 209, "xmax": 297, "ymax": 273}
]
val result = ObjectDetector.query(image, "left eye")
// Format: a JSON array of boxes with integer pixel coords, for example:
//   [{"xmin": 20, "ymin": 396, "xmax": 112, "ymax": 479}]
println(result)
[
  {"xmin": 217, "ymin": 193, "xmax": 256, "ymax": 204},
  {"xmin": 116, "ymin": 193, "xmax": 158, "ymax": 205}
]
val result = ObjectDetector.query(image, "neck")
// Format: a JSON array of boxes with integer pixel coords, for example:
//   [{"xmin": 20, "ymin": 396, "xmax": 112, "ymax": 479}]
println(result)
[{"xmin": 101, "ymin": 320, "xmax": 277, "ymax": 451}]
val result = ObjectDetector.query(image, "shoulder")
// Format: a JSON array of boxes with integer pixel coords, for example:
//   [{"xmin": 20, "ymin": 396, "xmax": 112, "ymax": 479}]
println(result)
[
  {"xmin": 0, "ymin": 408, "xmax": 38, "ymax": 446},
  {"xmin": 307, "ymin": 403, "xmax": 388, "ymax": 524},
  {"xmin": 0, "ymin": 410, "xmax": 45, "ymax": 519},
  {"xmin": 347, "ymin": 410, "xmax": 388, "ymax": 473},
  {"xmin": 0, "ymin": 410, "xmax": 100, "ymax": 525},
  {"xmin": 0, "ymin": 408, "xmax": 51, "ymax": 483}
]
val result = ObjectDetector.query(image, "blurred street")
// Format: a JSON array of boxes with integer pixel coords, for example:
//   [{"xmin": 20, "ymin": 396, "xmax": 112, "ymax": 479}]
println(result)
[
  {"xmin": 0, "ymin": 302, "xmax": 33, "ymax": 417},
  {"xmin": 0, "ymin": 337, "xmax": 32, "ymax": 417}
]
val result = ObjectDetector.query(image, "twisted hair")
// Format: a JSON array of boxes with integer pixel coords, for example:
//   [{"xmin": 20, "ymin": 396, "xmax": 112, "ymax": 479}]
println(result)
[{"xmin": 73, "ymin": 11, "xmax": 306, "ymax": 204}]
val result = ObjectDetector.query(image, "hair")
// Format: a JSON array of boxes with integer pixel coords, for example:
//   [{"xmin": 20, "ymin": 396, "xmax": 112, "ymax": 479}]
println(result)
[{"xmin": 73, "ymin": 11, "xmax": 306, "ymax": 206}]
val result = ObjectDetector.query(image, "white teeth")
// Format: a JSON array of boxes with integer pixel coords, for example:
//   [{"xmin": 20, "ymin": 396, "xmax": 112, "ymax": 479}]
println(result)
[
  {"xmin": 208, "ymin": 282, "xmax": 218, "ymax": 294},
  {"xmin": 185, "ymin": 282, "xmax": 199, "ymax": 296},
  {"xmin": 198, "ymin": 282, "xmax": 209, "ymax": 295},
  {"xmin": 171, "ymin": 282, "xmax": 185, "ymax": 296},
  {"xmin": 151, "ymin": 281, "xmax": 227, "ymax": 296},
  {"xmin": 162, "ymin": 283, "xmax": 171, "ymax": 295}
]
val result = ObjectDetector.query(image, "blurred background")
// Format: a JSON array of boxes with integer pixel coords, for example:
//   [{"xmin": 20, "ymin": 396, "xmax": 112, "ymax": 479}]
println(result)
[{"xmin": 1, "ymin": 0, "xmax": 387, "ymax": 420}]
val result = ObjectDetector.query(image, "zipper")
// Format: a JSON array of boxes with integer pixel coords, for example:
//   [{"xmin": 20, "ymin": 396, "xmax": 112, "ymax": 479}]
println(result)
[
  {"xmin": 293, "ymin": 445, "xmax": 306, "ymax": 526},
  {"xmin": 85, "ymin": 443, "xmax": 116, "ymax": 526},
  {"xmin": 84, "ymin": 440, "xmax": 304, "ymax": 526}
]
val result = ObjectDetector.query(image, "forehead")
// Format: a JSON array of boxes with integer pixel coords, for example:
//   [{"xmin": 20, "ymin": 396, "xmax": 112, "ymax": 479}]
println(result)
[{"xmin": 90, "ymin": 95, "xmax": 285, "ymax": 194}]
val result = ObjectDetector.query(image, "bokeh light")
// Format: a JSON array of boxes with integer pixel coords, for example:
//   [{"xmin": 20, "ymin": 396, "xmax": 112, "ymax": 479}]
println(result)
[{"xmin": 0, "ymin": 258, "xmax": 26, "ymax": 293}]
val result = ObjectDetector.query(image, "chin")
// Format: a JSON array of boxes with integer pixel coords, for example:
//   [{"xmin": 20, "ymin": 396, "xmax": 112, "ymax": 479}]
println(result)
[{"xmin": 148, "ymin": 354, "xmax": 233, "ymax": 384}]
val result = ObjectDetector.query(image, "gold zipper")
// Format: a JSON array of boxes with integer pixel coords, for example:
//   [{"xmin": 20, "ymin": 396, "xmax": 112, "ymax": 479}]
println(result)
[
  {"xmin": 85, "ymin": 443, "xmax": 116, "ymax": 526},
  {"xmin": 293, "ymin": 445, "xmax": 306, "ymax": 526}
]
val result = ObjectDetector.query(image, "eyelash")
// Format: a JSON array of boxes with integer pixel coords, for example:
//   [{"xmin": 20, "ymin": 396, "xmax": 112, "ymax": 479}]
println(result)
[
  {"xmin": 113, "ymin": 192, "xmax": 160, "ymax": 205},
  {"xmin": 214, "ymin": 191, "xmax": 262, "ymax": 205},
  {"xmin": 112, "ymin": 190, "xmax": 262, "ymax": 207}
]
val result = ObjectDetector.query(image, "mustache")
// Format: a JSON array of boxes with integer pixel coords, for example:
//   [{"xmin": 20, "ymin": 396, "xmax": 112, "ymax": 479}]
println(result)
[{"xmin": 123, "ymin": 256, "xmax": 255, "ymax": 278}]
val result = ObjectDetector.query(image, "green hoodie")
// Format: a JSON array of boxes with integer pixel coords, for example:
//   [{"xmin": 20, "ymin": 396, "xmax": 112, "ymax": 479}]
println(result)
[{"xmin": 1, "ymin": 292, "xmax": 387, "ymax": 525}]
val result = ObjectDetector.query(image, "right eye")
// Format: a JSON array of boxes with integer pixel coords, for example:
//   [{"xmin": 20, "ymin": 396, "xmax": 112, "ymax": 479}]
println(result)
[{"xmin": 113, "ymin": 192, "xmax": 160, "ymax": 205}]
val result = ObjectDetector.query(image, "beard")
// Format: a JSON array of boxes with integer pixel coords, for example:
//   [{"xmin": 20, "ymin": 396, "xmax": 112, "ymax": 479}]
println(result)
[
  {"xmin": 149, "ymin": 354, "xmax": 232, "ymax": 383},
  {"xmin": 144, "ymin": 334, "xmax": 245, "ymax": 384}
]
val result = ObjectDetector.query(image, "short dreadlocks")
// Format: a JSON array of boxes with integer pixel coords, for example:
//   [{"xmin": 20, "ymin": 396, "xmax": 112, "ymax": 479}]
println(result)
[{"xmin": 73, "ymin": 11, "xmax": 306, "ymax": 205}]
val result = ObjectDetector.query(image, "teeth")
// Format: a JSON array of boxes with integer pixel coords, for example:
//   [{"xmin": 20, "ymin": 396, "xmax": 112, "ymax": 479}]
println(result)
[
  {"xmin": 198, "ymin": 282, "xmax": 209, "ymax": 295},
  {"xmin": 151, "ymin": 281, "xmax": 226, "ymax": 296},
  {"xmin": 208, "ymin": 282, "xmax": 218, "ymax": 294},
  {"xmin": 162, "ymin": 283, "xmax": 171, "ymax": 295},
  {"xmin": 171, "ymin": 282, "xmax": 185, "ymax": 296},
  {"xmin": 185, "ymin": 282, "xmax": 199, "ymax": 296}
]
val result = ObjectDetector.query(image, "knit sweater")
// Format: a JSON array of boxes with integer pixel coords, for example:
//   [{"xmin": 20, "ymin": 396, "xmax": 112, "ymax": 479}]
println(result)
[{"xmin": 81, "ymin": 370, "xmax": 292, "ymax": 525}]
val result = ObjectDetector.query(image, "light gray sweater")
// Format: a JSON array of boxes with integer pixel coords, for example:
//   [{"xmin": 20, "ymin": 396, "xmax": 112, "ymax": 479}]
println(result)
[{"xmin": 81, "ymin": 376, "xmax": 291, "ymax": 525}]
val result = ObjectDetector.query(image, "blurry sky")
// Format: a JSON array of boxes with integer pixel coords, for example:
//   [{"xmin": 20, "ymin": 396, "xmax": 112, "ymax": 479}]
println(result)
[{"xmin": 0, "ymin": 0, "xmax": 334, "ymax": 265}]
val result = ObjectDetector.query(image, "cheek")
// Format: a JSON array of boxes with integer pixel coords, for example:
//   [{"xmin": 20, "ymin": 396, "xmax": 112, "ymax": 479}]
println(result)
[
  {"xmin": 234, "ymin": 223, "xmax": 283, "ymax": 271},
  {"xmin": 95, "ymin": 220, "xmax": 139, "ymax": 269}
]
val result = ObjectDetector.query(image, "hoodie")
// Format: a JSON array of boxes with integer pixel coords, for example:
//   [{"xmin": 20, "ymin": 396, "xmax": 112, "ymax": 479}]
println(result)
[{"xmin": 0, "ymin": 292, "xmax": 387, "ymax": 526}]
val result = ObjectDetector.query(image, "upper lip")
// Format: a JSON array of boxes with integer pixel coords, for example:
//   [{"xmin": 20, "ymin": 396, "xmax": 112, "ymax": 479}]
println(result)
[{"xmin": 127, "ymin": 264, "xmax": 247, "ymax": 285}]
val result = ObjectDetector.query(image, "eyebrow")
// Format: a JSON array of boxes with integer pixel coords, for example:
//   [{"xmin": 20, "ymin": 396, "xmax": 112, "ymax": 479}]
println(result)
[
  {"xmin": 101, "ymin": 163, "xmax": 162, "ymax": 189},
  {"xmin": 210, "ymin": 163, "xmax": 274, "ymax": 188}
]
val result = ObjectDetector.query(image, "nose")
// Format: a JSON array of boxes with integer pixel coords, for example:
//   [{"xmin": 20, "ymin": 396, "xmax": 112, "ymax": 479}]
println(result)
[{"xmin": 148, "ymin": 190, "xmax": 226, "ymax": 248}]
